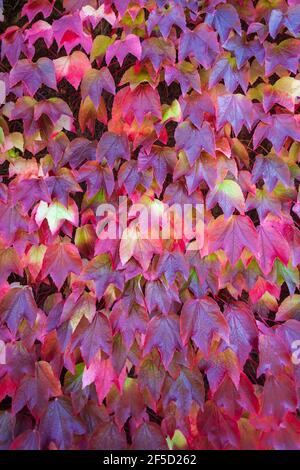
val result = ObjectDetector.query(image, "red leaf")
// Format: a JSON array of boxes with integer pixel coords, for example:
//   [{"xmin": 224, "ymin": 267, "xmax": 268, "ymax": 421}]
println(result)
[
  {"xmin": 71, "ymin": 313, "xmax": 112, "ymax": 366},
  {"xmin": 12, "ymin": 361, "xmax": 62, "ymax": 418},
  {"xmin": 261, "ymin": 374, "xmax": 297, "ymax": 422},
  {"xmin": 39, "ymin": 397, "xmax": 85, "ymax": 449},
  {"xmin": 207, "ymin": 215, "xmax": 258, "ymax": 265},
  {"xmin": 54, "ymin": 51, "xmax": 91, "ymax": 89},
  {"xmin": 22, "ymin": 0, "xmax": 53, "ymax": 21},
  {"xmin": 257, "ymin": 215, "xmax": 290, "ymax": 275},
  {"xmin": 175, "ymin": 120, "xmax": 216, "ymax": 163},
  {"xmin": 81, "ymin": 67, "xmax": 115, "ymax": 107},
  {"xmin": 106, "ymin": 34, "xmax": 142, "ymax": 66},
  {"xmin": 97, "ymin": 131, "xmax": 130, "ymax": 168},
  {"xmin": 180, "ymin": 297, "xmax": 229, "ymax": 355},
  {"xmin": 179, "ymin": 24, "xmax": 220, "ymax": 68},
  {"xmin": 91, "ymin": 421, "xmax": 127, "ymax": 450},
  {"xmin": 81, "ymin": 254, "xmax": 124, "ymax": 299},
  {"xmin": 216, "ymin": 93, "xmax": 254, "ymax": 135},
  {"xmin": 10, "ymin": 430, "xmax": 40, "ymax": 450},
  {"xmin": 224, "ymin": 301, "xmax": 258, "ymax": 366},
  {"xmin": 10, "ymin": 58, "xmax": 57, "ymax": 96},
  {"xmin": 0, "ymin": 286, "xmax": 38, "ymax": 336},
  {"xmin": 143, "ymin": 314, "xmax": 183, "ymax": 368},
  {"xmin": 265, "ymin": 39, "xmax": 300, "ymax": 75},
  {"xmin": 132, "ymin": 422, "xmax": 168, "ymax": 450},
  {"xmin": 40, "ymin": 242, "xmax": 82, "ymax": 289},
  {"xmin": 197, "ymin": 400, "xmax": 240, "ymax": 449}
]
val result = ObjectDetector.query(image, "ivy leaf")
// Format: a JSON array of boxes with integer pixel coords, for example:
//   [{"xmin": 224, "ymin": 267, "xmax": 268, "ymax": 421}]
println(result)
[
  {"xmin": 52, "ymin": 12, "xmax": 92, "ymax": 54},
  {"xmin": 77, "ymin": 161, "xmax": 114, "ymax": 198},
  {"xmin": 0, "ymin": 247, "xmax": 23, "ymax": 285},
  {"xmin": 141, "ymin": 37, "xmax": 176, "ymax": 71},
  {"xmin": 91, "ymin": 34, "xmax": 115, "ymax": 62},
  {"xmin": 145, "ymin": 279, "xmax": 179, "ymax": 314},
  {"xmin": 180, "ymin": 91, "xmax": 215, "ymax": 129},
  {"xmin": 197, "ymin": 401, "xmax": 240, "ymax": 449},
  {"xmin": 0, "ymin": 26, "xmax": 25, "ymax": 66},
  {"xmin": 132, "ymin": 422, "xmax": 168, "ymax": 450},
  {"xmin": 54, "ymin": 51, "xmax": 91, "ymax": 90},
  {"xmin": 90, "ymin": 421, "xmax": 127, "ymax": 450},
  {"xmin": 39, "ymin": 397, "xmax": 85, "ymax": 450},
  {"xmin": 138, "ymin": 350, "xmax": 165, "ymax": 402},
  {"xmin": 165, "ymin": 62, "xmax": 201, "ymax": 96},
  {"xmin": 262, "ymin": 77, "xmax": 300, "ymax": 113},
  {"xmin": 207, "ymin": 215, "xmax": 258, "ymax": 264},
  {"xmin": 179, "ymin": 24, "xmax": 220, "ymax": 68},
  {"xmin": 224, "ymin": 301, "xmax": 258, "ymax": 367},
  {"xmin": 261, "ymin": 374, "xmax": 297, "ymax": 423},
  {"xmin": 10, "ymin": 176, "xmax": 51, "ymax": 212},
  {"xmin": 251, "ymin": 154, "xmax": 290, "ymax": 192},
  {"xmin": 45, "ymin": 168, "xmax": 82, "ymax": 206},
  {"xmin": 25, "ymin": 20, "xmax": 54, "ymax": 49},
  {"xmin": 61, "ymin": 291, "xmax": 96, "ymax": 331},
  {"xmin": 71, "ymin": 314, "xmax": 112, "ymax": 366},
  {"xmin": 120, "ymin": 222, "xmax": 162, "ymax": 271},
  {"xmin": 97, "ymin": 131, "xmax": 130, "ymax": 168},
  {"xmin": 82, "ymin": 355, "xmax": 122, "ymax": 404},
  {"xmin": 207, "ymin": 4, "xmax": 241, "ymax": 43},
  {"xmin": 63, "ymin": 138, "xmax": 97, "ymax": 169},
  {"xmin": 138, "ymin": 145, "xmax": 176, "ymax": 191},
  {"xmin": 147, "ymin": 4, "xmax": 186, "ymax": 39},
  {"xmin": 206, "ymin": 348, "xmax": 240, "ymax": 393},
  {"xmin": 216, "ymin": 93, "xmax": 254, "ymax": 135},
  {"xmin": 143, "ymin": 314, "xmax": 183, "ymax": 368},
  {"xmin": 118, "ymin": 160, "xmax": 152, "ymax": 196},
  {"xmin": 180, "ymin": 297, "xmax": 229, "ymax": 355},
  {"xmin": 224, "ymin": 35, "xmax": 265, "ymax": 69},
  {"xmin": 209, "ymin": 55, "xmax": 248, "ymax": 93},
  {"xmin": 0, "ymin": 286, "xmax": 38, "ymax": 336},
  {"xmin": 155, "ymin": 250, "xmax": 189, "ymax": 284},
  {"xmin": 175, "ymin": 121, "xmax": 215, "ymax": 164},
  {"xmin": 257, "ymin": 329, "xmax": 291, "ymax": 376},
  {"xmin": 10, "ymin": 58, "xmax": 57, "ymax": 96},
  {"xmin": 81, "ymin": 254, "xmax": 124, "ymax": 299},
  {"xmin": 81, "ymin": 67, "xmax": 115, "ymax": 108},
  {"xmin": 10, "ymin": 430, "xmax": 40, "ymax": 450},
  {"xmin": 284, "ymin": 4, "xmax": 300, "ymax": 36},
  {"xmin": 12, "ymin": 361, "xmax": 62, "ymax": 419},
  {"xmin": 265, "ymin": 39, "xmax": 300, "ymax": 75},
  {"xmin": 22, "ymin": 0, "xmax": 53, "ymax": 21},
  {"xmin": 163, "ymin": 366, "xmax": 205, "ymax": 415},
  {"xmin": 253, "ymin": 114, "xmax": 300, "ymax": 153},
  {"xmin": 108, "ymin": 377, "xmax": 145, "ymax": 428},
  {"xmin": 40, "ymin": 242, "xmax": 82, "ymax": 289},
  {"xmin": 64, "ymin": 363, "xmax": 89, "ymax": 414},
  {"xmin": 246, "ymin": 188, "xmax": 281, "ymax": 221},
  {"xmin": 257, "ymin": 215, "xmax": 290, "ymax": 275},
  {"xmin": 268, "ymin": 9, "xmax": 285, "ymax": 38},
  {"xmin": 106, "ymin": 34, "xmax": 142, "ymax": 66},
  {"xmin": 111, "ymin": 300, "xmax": 148, "ymax": 349},
  {"xmin": 249, "ymin": 276, "xmax": 280, "ymax": 304},
  {"xmin": 276, "ymin": 294, "xmax": 300, "ymax": 321},
  {"xmin": 206, "ymin": 179, "xmax": 245, "ymax": 218},
  {"xmin": 120, "ymin": 84, "xmax": 162, "ymax": 125},
  {"xmin": 35, "ymin": 199, "xmax": 78, "ymax": 235},
  {"xmin": 80, "ymin": 4, "xmax": 116, "ymax": 28}
]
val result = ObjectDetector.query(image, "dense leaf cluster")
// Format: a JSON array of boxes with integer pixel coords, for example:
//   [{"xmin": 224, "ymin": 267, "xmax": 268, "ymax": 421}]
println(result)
[{"xmin": 0, "ymin": 0, "xmax": 300, "ymax": 450}]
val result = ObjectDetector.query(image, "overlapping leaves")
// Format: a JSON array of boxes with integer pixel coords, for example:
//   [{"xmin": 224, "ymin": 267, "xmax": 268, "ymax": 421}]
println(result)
[{"xmin": 0, "ymin": 0, "xmax": 299, "ymax": 451}]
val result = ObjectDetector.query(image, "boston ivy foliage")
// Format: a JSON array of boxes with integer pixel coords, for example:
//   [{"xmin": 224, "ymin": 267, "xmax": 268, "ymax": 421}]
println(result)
[{"xmin": 0, "ymin": 0, "xmax": 300, "ymax": 450}]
